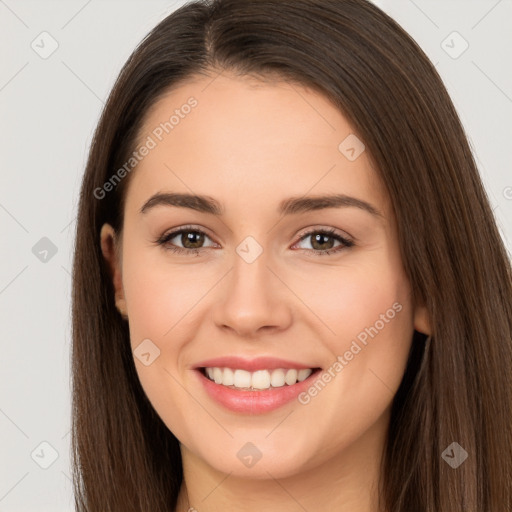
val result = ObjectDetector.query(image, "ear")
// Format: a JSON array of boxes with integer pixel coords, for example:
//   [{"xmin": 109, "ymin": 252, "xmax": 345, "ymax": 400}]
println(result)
[
  {"xmin": 413, "ymin": 302, "xmax": 431, "ymax": 336},
  {"xmin": 100, "ymin": 223, "xmax": 127, "ymax": 319}
]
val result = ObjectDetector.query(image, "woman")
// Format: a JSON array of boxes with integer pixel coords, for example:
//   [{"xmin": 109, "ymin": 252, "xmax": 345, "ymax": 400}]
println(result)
[{"xmin": 71, "ymin": 0, "xmax": 512, "ymax": 510}]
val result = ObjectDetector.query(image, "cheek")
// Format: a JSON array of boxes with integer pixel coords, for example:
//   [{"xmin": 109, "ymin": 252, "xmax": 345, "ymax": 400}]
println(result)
[
  {"xmin": 122, "ymin": 246, "xmax": 214, "ymax": 346},
  {"xmin": 120, "ymin": 250, "xmax": 203, "ymax": 434},
  {"xmin": 285, "ymin": 264, "xmax": 414, "ymax": 452},
  {"xmin": 291, "ymin": 258, "xmax": 411, "ymax": 335},
  {"xmin": 120, "ymin": 247, "xmax": 220, "ymax": 418},
  {"xmin": 291, "ymin": 257, "xmax": 414, "ymax": 389}
]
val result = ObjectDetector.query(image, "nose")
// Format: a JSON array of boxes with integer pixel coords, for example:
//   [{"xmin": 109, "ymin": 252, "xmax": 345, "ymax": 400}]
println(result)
[{"xmin": 211, "ymin": 248, "xmax": 293, "ymax": 338}]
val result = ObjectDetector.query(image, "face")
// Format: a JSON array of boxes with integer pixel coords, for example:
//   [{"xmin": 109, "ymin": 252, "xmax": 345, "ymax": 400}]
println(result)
[{"xmin": 100, "ymin": 71, "xmax": 430, "ymax": 480}]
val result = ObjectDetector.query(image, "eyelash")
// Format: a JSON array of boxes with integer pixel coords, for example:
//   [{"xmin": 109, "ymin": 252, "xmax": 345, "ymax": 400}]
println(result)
[{"xmin": 155, "ymin": 225, "xmax": 355, "ymax": 257}]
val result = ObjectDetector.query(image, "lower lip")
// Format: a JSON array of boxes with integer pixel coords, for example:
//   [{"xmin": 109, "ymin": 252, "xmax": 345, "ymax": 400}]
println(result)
[{"xmin": 195, "ymin": 369, "xmax": 321, "ymax": 414}]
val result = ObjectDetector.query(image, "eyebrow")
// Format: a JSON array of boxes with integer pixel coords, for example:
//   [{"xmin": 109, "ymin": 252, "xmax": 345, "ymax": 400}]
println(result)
[{"xmin": 139, "ymin": 192, "xmax": 383, "ymax": 218}]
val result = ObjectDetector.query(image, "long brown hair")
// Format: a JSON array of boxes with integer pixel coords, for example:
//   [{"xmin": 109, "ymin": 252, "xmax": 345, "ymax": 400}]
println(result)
[{"xmin": 71, "ymin": 0, "xmax": 512, "ymax": 510}]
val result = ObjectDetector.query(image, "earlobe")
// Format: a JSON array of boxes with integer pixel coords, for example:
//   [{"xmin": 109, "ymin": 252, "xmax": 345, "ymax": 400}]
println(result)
[
  {"xmin": 413, "ymin": 303, "xmax": 431, "ymax": 336},
  {"xmin": 100, "ymin": 223, "xmax": 127, "ymax": 319}
]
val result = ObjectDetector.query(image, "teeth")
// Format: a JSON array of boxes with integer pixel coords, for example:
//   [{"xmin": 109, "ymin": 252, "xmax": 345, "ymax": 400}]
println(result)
[
  {"xmin": 298, "ymin": 368, "xmax": 312, "ymax": 382},
  {"xmin": 233, "ymin": 369, "xmax": 252, "ymax": 388},
  {"xmin": 270, "ymin": 368, "xmax": 285, "ymax": 387},
  {"xmin": 252, "ymin": 370, "xmax": 271, "ymax": 390},
  {"xmin": 203, "ymin": 367, "xmax": 313, "ymax": 390},
  {"xmin": 223, "ymin": 367, "xmax": 234, "ymax": 386},
  {"xmin": 213, "ymin": 367, "xmax": 223, "ymax": 384},
  {"xmin": 284, "ymin": 369, "xmax": 298, "ymax": 385}
]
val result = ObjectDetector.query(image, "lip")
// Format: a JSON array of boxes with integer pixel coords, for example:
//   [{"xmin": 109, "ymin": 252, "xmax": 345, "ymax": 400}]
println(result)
[
  {"xmin": 193, "ymin": 356, "xmax": 318, "ymax": 372},
  {"xmin": 193, "ymin": 359, "xmax": 322, "ymax": 414}
]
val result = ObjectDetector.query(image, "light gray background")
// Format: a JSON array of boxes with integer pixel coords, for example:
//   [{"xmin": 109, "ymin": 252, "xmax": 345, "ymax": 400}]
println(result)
[{"xmin": 1, "ymin": 1, "xmax": 511, "ymax": 510}]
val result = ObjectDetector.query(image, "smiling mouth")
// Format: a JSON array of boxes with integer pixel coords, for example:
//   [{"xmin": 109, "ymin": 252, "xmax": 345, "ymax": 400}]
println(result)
[{"xmin": 200, "ymin": 367, "xmax": 322, "ymax": 391}]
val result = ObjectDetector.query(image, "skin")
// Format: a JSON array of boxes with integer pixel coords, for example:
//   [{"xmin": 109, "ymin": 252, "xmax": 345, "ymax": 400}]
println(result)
[{"xmin": 100, "ymin": 70, "xmax": 430, "ymax": 512}]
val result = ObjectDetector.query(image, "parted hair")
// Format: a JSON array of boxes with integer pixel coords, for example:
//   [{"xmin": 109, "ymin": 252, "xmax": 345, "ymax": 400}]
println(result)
[{"xmin": 71, "ymin": 0, "xmax": 512, "ymax": 510}]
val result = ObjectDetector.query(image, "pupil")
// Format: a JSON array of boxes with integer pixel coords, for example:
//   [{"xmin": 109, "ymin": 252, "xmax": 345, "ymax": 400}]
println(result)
[
  {"xmin": 312, "ymin": 233, "xmax": 334, "ymax": 250},
  {"xmin": 182, "ymin": 231, "xmax": 204, "ymax": 249}
]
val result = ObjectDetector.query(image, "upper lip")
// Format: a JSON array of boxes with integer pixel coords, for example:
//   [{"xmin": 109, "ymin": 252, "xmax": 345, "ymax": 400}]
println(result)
[{"xmin": 193, "ymin": 356, "xmax": 320, "ymax": 372}]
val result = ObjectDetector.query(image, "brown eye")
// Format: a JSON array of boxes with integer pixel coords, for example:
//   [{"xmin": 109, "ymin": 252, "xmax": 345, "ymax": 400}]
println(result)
[
  {"xmin": 309, "ymin": 232, "xmax": 336, "ymax": 251},
  {"xmin": 179, "ymin": 231, "xmax": 205, "ymax": 249},
  {"xmin": 293, "ymin": 228, "xmax": 354, "ymax": 255},
  {"xmin": 156, "ymin": 226, "xmax": 217, "ymax": 254}
]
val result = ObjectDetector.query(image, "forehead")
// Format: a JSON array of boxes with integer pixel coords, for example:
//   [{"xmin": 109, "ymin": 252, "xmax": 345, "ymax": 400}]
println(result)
[
  {"xmin": 139, "ymin": 72, "xmax": 353, "ymax": 152},
  {"xmin": 126, "ymin": 72, "xmax": 390, "ymax": 218}
]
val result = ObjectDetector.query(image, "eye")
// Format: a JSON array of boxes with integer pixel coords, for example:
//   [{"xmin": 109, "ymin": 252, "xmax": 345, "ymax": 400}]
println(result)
[
  {"xmin": 155, "ymin": 225, "xmax": 354, "ymax": 257},
  {"xmin": 155, "ymin": 225, "xmax": 218, "ymax": 255},
  {"xmin": 292, "ymin": 228, "xmax": 354, "ymax": 256}
]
